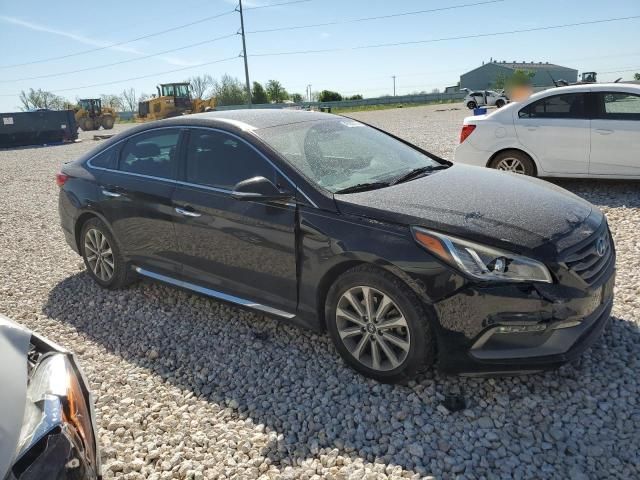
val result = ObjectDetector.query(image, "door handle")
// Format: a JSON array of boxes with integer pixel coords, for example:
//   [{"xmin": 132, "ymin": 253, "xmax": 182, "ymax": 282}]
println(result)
[
  {"xmin": 175, "ymin": 207, "xmax": 201, "ymax": 218},
  {"xmin": 595, "ymin": 129, "xmax": 614, "ymax": 135},
  {"xmin": 101, "ymin": 189, "xmax": 121, "ymax": 198},
  {"xmin": 526, "ymin": 125, "xmax": 539, "ymax": 131}
]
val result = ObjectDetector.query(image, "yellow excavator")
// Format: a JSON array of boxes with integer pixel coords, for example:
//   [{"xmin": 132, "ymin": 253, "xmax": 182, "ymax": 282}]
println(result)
[
  {"xmin": 137, "ymin": 83, "xmax": 216, "ymax": 121},
  {"xmin": 75, "ymin": 99, "xmax": 117, "ymax": 131}
]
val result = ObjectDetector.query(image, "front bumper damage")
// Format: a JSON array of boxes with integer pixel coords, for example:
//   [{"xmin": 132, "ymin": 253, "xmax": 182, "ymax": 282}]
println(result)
[{"xmin": 432, "ymin": 266, "xmax": 615, "ymax": 375}]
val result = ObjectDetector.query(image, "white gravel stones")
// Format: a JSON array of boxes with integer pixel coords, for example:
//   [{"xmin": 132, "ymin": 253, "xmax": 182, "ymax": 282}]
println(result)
[{"xmin": 0, "ymin": 110, "xmax": 638, "ymax": 478}]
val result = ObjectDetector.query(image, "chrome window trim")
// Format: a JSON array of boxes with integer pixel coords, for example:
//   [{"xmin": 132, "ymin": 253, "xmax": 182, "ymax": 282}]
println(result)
[
  {"xmin": 86, "ymin": 125, "xmax": 318, "ymax": 207},
  {"xmin": 134, "ymin": 266, "xmax": 296, "ymax": 319}
]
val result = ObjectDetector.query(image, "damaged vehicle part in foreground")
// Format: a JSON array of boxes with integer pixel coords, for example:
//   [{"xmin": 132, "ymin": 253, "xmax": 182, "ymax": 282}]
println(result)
[
  {"xmin": 0, "ymin": 315, "xmax": 100, "ymax": 480},
  {"xmin": 57, "ymin": 110, "xmax": 615, "ymax": 383}
]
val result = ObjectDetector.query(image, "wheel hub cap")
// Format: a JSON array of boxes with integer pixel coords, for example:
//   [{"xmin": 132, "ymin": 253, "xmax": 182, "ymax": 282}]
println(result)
[
  {"xmin": 336, "ymin": 286, "xmax": 411, "ymax": 372},
  {"xmin": 84, "ymin": 228, "xmax": 114, "ymax": 282},
  {"xmin": 496, "ymin": 157, "xmax": 525, "ymax": 174}
]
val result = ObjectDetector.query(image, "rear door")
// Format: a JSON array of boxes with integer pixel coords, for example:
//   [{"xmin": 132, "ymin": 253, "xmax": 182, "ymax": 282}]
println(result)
[
  {"xmin": 92, "ymin": 127, "xmax": 183, "ymax": 274},
  {"xmin": 589, "ymin": 91, "xmax": 640, "ymax": 176},
  {"xmin": 171, "ymin": 128, "xmax": 298, "ymax": 314},
  {"xmin": 515, "ymin": 92, "xmax": 591, "ymax": 174}
]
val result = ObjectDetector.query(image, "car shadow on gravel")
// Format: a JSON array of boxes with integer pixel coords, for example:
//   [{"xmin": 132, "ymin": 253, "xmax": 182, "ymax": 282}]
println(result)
[{"xmin": 44, "ymin": 272, "xmax": 640, "ymax": 476}]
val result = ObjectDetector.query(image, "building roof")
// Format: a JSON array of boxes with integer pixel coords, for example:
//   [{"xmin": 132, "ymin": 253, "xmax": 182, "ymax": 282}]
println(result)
[
  {"xmin": 496, "ymin": 62, "xmax": 577, "ymax": 71},
  {"xmin": 462, "ymin": 61, "xmax": 577, "ymax": 77}
]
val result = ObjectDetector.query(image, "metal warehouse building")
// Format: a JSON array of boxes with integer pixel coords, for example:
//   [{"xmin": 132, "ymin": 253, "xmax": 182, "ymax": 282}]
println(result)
[{"xmin": 460, "ymin": 61, "xmax": 578, "ymax": 90}]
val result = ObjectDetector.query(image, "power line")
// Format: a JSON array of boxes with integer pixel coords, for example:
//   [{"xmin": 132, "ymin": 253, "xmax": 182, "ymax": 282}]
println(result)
[
  {"xmin": 247, "ymin": 0, "xmax": 504, "ymax": 34},
  {"xmin": 250, "ymin": 15, "xmax": 640, "ymax": 57},
  {"xmin": 244, "ymin": 0, "xmax": 312, "ymax": 10},
  {"xmin": 0, "ymin": 9, "xmax": 236, "ymax": 69},
  {"xmin": 0, "ymin": 56, "xmax": 239, "ymax": 96},
  {"xmin": 2, "ymin": 15, "xmax": 639, "ymax": 98},
  {"xmin": 0, "ymin": 33, "xmax": 238, "ymax": 83}
]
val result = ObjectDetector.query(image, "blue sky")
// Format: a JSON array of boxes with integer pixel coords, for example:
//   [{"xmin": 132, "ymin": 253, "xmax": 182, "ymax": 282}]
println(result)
[{"xmin": 1, "ymin": 0, "xmax": 639, "ymax": 111}]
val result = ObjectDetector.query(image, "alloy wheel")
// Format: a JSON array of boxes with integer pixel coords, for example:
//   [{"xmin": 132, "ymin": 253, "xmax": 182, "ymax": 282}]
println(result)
[
  {"xmin": 336, "ymin": 286, "xmax": 411, "ymax": 372},
  {"xmin": 495, "ymin": 157, "xmax": 526, "ymax": 174},
  {"xmin": 84, "ymin": 228, "xmax": 115, "ymax": 282}
]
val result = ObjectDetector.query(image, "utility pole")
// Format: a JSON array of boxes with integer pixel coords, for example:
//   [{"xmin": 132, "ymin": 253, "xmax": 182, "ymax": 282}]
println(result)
[
  {"xmin": 237, "ymin": 0, "xmax": 252, "ymax": 108},
  {"xmin": 307, "ymin": 84, "xmax": 312, "ymax": 102},
  {"xmin": 392, "ymin": 75, "xmax": 396, "ymax": 96}
]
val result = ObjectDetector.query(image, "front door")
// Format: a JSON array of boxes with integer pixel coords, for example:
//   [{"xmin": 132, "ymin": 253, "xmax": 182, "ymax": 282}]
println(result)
[
  {"xmin": 171, "ymin": 128, "xmax": 298, "ymax": 313},
  {"xmin": 589, "ymin": 91, "xmax": 640, "ymax": 176},
  {"xmin": 515, "ymin": 92, "xmax": 591, "ymax": 174},
  {"xmin": 93, "ymin": 128, "xmax": 183, "ymax": 274}
]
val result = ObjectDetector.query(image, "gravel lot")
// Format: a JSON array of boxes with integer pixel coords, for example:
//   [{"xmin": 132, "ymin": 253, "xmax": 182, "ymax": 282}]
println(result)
[{"xmin": 0, "ymin": 106, "xmax": 638, "ymax": 479}]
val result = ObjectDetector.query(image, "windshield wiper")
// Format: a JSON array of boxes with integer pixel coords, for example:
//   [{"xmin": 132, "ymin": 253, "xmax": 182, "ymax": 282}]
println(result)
[
  {"xmin": 390, "ymin": 165, "xmax": 449, "ymax": 185},
  {"xmin": 334, "ymin": 182, "xmax": 390, "ymax": 194}
]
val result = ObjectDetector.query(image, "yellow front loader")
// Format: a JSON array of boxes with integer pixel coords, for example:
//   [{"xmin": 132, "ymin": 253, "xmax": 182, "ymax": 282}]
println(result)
[
  {"xmin": 75, "ymin": 99, "xmax": 117, "ymax": 131},
  {"xmin": 138, "ymin": 83, "xmax": 216, "ymax": 121}
]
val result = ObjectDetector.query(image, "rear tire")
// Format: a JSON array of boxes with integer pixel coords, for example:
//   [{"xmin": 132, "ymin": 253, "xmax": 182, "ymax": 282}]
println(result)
[
  {"xmin": 467, "ymin": 101, "xmax": 477, "ymax": 110},
  {"xmin": 80, "ymin": 218, "xmax": 136, "ymax": 289},
  {"xmin": 489, "ymin": 150, "xmax": 536, "ymax": 176},
  {"xmin": 495, "ymin": 99, "xmax": 505, "ymax": 108},
  {"xmin": 325, "ymin": 265, "xmax": 435, "ymax": 383}
]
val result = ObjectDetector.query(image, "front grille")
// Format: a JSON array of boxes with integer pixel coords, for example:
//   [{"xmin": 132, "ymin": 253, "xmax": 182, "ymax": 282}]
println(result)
[{"xmin": 563, "ymin": 227, "xmax": 614, "ymax": 286}]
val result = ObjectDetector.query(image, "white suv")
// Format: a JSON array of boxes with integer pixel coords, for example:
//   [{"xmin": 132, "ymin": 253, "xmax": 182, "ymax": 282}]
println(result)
[
  {"xmin": 454, "ymin": 83, "xmax": 640, "ymax": 178},
  {"xmin": 462, "ymin": 89, "xmax": 509, "ymax": 109}
]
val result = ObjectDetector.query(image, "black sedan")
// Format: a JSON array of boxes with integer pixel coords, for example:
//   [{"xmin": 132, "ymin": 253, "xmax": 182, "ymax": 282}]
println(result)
[{"xmin": 57, "ymin": 110, "xmax": 615, "ymax": 383}]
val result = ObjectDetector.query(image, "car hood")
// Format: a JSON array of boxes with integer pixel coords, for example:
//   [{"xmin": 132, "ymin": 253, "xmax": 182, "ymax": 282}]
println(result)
[
  {"xmin": 334, "ymin": 165, "xmax": 598, "ymax": 253},
  {"xmin": 0, "ymin": 315, "xmax": 31, "ymax": 478}
]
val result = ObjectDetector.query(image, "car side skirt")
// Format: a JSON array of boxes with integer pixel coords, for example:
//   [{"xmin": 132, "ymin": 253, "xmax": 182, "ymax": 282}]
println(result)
[{"xmin": 134, "ymin": 266, "xmax": 296, "ymax": 319}]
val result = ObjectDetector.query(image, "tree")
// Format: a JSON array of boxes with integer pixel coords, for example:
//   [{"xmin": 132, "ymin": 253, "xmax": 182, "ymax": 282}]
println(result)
[
  {"xmin": 347, "ymin": 94, "xmax": 363, "ymax": 100},
  {"xmin": 19, "ymin": 88, "xmax": 69, "ymax": 111},
  {"xmin": 120, "ymin": 88, "xmax": 137, "ymax": 112},
  {"xmin": 252, "ymin": 81, "xmax": 269, "ymax": 104},
  {"xmin": 290, "ymin": 92, "xmax": 303, "ymax": 103},
  {"xmin": 266, "ymin": 80, "xmax": 288, "ymax": 103},
  {"xmin": 318, "ymin": 90, "xmax": 342, "ymax": 102},
  {"xmin": 431, "ymin": 88, "xmax": 440, "ymax": 94},
  {"xmin": 495, "ymin": 69, "xmax": 535, "ymax": 90},
  {"xmin": 100, "ymin": 94, "xmax": 123, "ymax": 110},
  {"xmin": 189, "ymin": 74, "xmax": 214, "ymax": 99},
  {"xmin": 635, "ymin": 73, "xmax": 640, "ymax": 81},
  {"xmin": 138, "ymin": 92, "xmax": 150, "ymax": 102},
  {"xmin": 212, "ymin": 74, "xmax": 247, "ymax": 106}
]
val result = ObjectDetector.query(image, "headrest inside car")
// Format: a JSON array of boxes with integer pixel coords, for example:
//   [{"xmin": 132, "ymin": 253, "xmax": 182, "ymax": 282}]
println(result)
[{"xmin": 133, "ymin": 142, "xmax": 160, "ymax": 158}]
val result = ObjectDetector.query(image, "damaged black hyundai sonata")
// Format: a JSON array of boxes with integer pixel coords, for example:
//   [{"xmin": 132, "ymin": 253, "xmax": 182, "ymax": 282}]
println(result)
[{"xmin": 58, "ymin": 110, "xmax": 615, "ymax": 383}]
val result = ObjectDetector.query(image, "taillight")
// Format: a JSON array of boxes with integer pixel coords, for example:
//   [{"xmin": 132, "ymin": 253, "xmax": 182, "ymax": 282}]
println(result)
[
  {"xmin": 460, "ymin": 124, "xmax": 476, "ymax": 143},
  {"xmin": 55, "ymin": 173, "xmax": 69, "ymax": 187}
]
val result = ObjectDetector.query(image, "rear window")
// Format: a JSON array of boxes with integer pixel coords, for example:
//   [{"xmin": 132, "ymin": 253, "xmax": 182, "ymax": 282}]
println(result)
[
  {"xmin": 89, "ymin": 146, "xmax": 117, "ymax": 169},
  {"xmin": 119, "ymin": 129, "xmax": 180, "ymax": 179},
  {"xmin": 519, "ymin": 93, "xmax": 586, "ymax": 119},
  {"xmin": 600, "ymin": 92, "xmax": 640, "ymax": 120}
]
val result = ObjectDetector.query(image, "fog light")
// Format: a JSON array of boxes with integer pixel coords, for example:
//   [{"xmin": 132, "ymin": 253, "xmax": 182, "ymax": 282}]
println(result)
[{"xmin": 495, "ymin": 324, "xmax": 546, "ymax": 334}]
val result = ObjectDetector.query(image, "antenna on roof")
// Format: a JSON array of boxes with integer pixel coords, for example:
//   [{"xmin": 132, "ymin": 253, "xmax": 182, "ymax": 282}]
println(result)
[{"xmin": 547, "ymin": 70, "xmax": 560, "ymax": 88}]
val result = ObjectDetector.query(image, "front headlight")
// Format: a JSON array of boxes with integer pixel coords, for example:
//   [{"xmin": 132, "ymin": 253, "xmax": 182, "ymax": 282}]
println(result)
[
  {"xmin": 15, "ymin": 354, "xmax": 97, "ymax": 470},
  {"xmin": 412, "ymin": 227, "xmax": 552, "ymax": 283}
]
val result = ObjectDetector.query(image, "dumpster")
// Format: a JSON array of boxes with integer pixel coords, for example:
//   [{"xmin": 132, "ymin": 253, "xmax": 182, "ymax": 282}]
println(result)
[{"xmin": 0, "ymin": 109, "xmax": 78, "ymax": 148}]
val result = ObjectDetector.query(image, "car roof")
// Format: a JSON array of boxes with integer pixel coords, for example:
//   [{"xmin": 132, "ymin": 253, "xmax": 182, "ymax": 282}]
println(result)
[
  {"xmin": 160, "ymin": 109, "xmax": 334, "ymax": 131},
  {"xmin": 528, "ymin": 82, "xmax": 640, "ymax": 100}
]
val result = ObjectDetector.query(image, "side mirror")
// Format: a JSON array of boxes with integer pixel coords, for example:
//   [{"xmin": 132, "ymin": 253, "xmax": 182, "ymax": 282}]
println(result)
[{"xmin": 231, "ymin": 176, "xmax": 294, "ymax": 201}]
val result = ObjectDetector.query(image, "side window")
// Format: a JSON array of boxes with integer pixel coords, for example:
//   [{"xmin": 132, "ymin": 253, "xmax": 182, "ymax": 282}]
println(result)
[
  {"xmin": 119, "ymin": 129, "xmax": 180, "ymax": 179},
  {"xmin": 519, "ymin": 93, "xmax": 586, "ymax": 119},
  {"xmin": 185, "ymin": 130, "xmax": 275, "ymax": 190},
  {"xmin": 89, "ymin": 146, "xmax": 117, "ymax": 169},
  {"xmin": 600, "ymin": 92, "xmax": 640, "ymax": 120}
]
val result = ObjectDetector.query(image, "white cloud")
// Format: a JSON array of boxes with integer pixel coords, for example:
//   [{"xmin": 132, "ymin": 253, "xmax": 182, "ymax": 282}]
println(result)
[{"xmin": 0, "ymin": 15, "xmax": 199, "ymax": 66}]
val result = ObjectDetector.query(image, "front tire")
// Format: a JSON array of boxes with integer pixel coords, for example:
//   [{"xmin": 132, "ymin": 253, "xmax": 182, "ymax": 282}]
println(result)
[
  {"xmin": 466, "ymin": 101, "xmax": 477, "ymax": 110},
  {"xmin": 80, "ymin": 218, "xmax": 135, "ymax": 289},
  {"xmin": 495, "ymin": 99, "xmax": 505, "ymax": 108},
  {"xmin": 489, "ymin": 150, "xmax": 536, "ymax": 176},
  {"xmin": 326, "ymin": 265, "xmax": 435, "ymax": 383}
]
